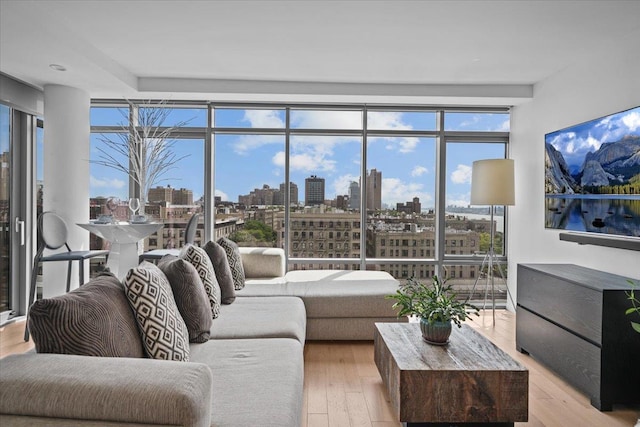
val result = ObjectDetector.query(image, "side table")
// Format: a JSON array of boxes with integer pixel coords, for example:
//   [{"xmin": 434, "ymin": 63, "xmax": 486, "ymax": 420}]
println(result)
[{"xmin": 77, "ymin": 222, "xmax": 164, "ymax": 280}]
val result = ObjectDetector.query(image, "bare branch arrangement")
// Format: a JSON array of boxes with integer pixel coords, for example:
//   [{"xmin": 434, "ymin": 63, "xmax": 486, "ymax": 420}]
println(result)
[{"xmin": 92, "ymin": 100, "xmax": 192, "ymax": 212}]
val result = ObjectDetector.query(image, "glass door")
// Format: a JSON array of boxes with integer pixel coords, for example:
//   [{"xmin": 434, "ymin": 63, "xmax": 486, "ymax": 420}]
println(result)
[
  {"xmin": 0, "ymin": 104, "xmax": 38, "ymax": 324},
  {"xmin": 0, "ymin": 104, "xmax": 10, "ymax": 319}
]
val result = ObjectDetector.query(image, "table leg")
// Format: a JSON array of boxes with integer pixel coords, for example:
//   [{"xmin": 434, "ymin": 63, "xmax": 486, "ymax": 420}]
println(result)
[{"xmin": 106, "ymin": 242, "xmax": 140, "ymax": 280}]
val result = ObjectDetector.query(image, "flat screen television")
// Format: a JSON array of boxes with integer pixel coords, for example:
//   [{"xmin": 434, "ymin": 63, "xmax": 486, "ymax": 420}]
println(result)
[{"xmin": 545, "ymin": 106, "xmax": 640, "ymax": 238}]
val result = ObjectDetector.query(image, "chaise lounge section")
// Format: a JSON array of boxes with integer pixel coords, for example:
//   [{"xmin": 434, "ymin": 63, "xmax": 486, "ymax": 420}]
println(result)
[{"xmin": 238, "ymin": 247, "xmax": 405, "ymax": 340}]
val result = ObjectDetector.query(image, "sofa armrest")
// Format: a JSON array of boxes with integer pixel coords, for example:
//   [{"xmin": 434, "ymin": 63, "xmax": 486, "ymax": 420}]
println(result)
[
  {"xmin": 239, "ymin": 247, "xmax": 286, "ymax": 278},
  {"xmin": 0, "ymin": 353, "xmax": 212, "ymax": 427}
]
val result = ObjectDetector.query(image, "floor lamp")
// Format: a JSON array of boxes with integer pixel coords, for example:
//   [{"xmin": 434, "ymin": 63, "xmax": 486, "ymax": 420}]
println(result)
[{"xmin": 469, "ymin": 159, "xmax": 515, "ymax": 325}]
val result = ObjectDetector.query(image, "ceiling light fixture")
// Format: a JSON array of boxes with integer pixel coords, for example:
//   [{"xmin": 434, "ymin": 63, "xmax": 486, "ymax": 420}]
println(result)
[{"xmin": 49, "ymin": 64, "xmax": 67, "ymax": 72}]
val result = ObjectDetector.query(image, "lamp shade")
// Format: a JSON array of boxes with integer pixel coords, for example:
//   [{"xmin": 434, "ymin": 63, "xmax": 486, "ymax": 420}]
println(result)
[{"xmin": 470, "ymin": 159, "xmax": 515, "ymax": 206}]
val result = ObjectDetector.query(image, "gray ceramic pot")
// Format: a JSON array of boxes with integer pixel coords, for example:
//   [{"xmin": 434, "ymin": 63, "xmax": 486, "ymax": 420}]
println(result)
[{"xmin": 419, "ymin": 317, "xmax": 452, "ymax": 345}]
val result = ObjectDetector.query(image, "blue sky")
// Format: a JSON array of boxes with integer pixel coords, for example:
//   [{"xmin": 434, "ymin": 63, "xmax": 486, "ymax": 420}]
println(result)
[
  {"xmin": 88, "ymin": 108, "xmax": 510, "ymax": 208},
  {"xmin": 546, "ymin": 106, "xmax": 640, "ymax": 170}
]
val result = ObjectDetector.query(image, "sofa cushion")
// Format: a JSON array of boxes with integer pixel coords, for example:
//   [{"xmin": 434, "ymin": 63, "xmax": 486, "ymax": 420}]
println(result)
[
  {"xmin": 203, "ymin": 240, "xmax": 236, "ymax": 304},
  {"xmin": 211, "ymin": 296, "xmax": 306, "ymax": 344},
  {"xmin": 158, "ymin": 255, "xmax": 212, "ymax": 343},
  {"xmin": 284, "ymin": 270, "xmax": 400, "ymax": 318},
  {"xmin": 27, "ymin": 272, "xmax": 144, "ymax": 358},
  {"xmin": 180, "ymin": 244, "xmax": 221, "ymax": 319},
  {"xmin": 190, "ymin": 338, "xmax": 303, "ymax": 427},
  {"xmin": 124, "ymin": 262, "xmax": 190, "ymax": 361},
  {"xmin": 217, "ymin": 237, "xmax": 246, "ymax": 290},
  {"xmin": 237, "ymin": 278, "xmax": 289, "ymax": 296},
  {"xmin": 0, "ymin": 353, "xmax": 212, "ymax": 426},
  {"xmin": 239, "ymin": 247, "xmax": 285, "ymax": 279}
]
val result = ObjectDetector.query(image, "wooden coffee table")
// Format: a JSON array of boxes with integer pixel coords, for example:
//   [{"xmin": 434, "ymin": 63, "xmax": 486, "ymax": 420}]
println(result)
[{"xmin": 374, "ymin": 322, "xmax": 528, "ymax": 427}]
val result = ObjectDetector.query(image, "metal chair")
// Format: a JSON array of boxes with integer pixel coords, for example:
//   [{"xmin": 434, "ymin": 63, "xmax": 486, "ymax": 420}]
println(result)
[
  {"xmin": 25, "ymin": 212, "xmax": 109, "ymax": 341},
  {"xmin": 139, "ymin": 213, "xmax": 201, "ymax": 262}
]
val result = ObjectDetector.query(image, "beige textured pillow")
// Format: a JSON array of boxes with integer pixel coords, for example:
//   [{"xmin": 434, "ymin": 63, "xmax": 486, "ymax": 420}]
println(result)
[
  {"xmin": 28, "ymin": 272, "xmax": 144, "ymax": 358},
  {"xmin": 124, "ymin": 262, "xmax": 190, "ymax": 361}
]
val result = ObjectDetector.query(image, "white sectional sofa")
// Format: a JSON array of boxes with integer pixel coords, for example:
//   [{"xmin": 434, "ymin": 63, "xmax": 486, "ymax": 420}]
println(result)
[{"xmin": 0, "ymin": 246, "xmax": 402, "ymax": 426}]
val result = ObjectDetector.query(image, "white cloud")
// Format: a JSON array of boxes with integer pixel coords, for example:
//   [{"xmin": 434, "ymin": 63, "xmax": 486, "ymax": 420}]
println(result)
[
  {"xmin": 381, "ymin": 177, "xmax": 433, "ymax": 206},
  {"xmin": 447, "ymin": 193, "xmax": 471, "ymax": 207},
  {"xmin": 367, "ymin": 112, "xmax": 413, "ymax": 131},
  {"xmin": 451, "ymin": 164, "xmax": 472, "ymax": 184},
  {"xmin": 622, "ymin": 111, "xmax": 640, "ymax": 132},
  {"xmin": 332, "ymin": 174, "xmax": 359, "ymax": 197},
  {"xmin": 411, "ymin": 166, "xmax": 428, "ymax": 177},
  {"xmin": 272, "ymin": 151, "xmax": 336, "ymax": 172},
  {"xmin": 232, "ymin": 134, "xmax": 282, "ymax": 155},
  {"xmin": 397, "ymin": 137, "xmax": 419, "ymax": 153},
  {"xmin": 583, "ymin": 134, "xmax": 602, "ymax": 151},
  {"xmin": 549, "ymin": 131, "xmax": 576, "ymax": 151},
  {"xmin": 90, "ymin": 175, "xmax": 126, "ymax": 189},
  {"xmin": 459, "ymin": 115, "xmax": 480, "ymax": 128},
  {"xmin": 378, "ymin": 136, "xmax": 420, "ymax": 154},
  {"xmin": 243, "ymin": 110, "xmax": 285, "ymax": 128},
  {"xmin": 215, "ymin": 189, "xmax": 229, "ymax": 201},
  {"xmin": 497, "ymin": 119, "xmax": 510, "ymax": 131}
]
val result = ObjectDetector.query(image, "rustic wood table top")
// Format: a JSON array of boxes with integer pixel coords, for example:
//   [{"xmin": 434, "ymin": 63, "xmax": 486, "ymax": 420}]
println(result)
[{"xmin": 376, "ymin": 322, "xmax": 526, "ymax": 371}]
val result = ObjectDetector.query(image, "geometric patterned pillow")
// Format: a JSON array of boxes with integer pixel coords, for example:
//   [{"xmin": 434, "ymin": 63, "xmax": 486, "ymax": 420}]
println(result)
[
  {"xmin": 217, "ymin": 237, "xmax": 246, "ymax": 290},
  {"xmin": 180, "ymin": 244, "xmax": 221, "ymax": 319},
  {"xmin": 123, "ymin": 262, "xmax": 190, "ymax": 361}
]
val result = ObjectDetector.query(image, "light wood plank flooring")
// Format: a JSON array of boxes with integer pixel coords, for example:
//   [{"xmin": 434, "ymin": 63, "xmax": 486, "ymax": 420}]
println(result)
[{"xmin": 2, "ymin": 311, "xmax": 639, "ymax": 426}]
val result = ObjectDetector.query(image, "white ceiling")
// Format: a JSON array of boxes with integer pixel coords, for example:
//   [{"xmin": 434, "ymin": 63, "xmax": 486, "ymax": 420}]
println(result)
[{"xmin": 2, "ymin": 0, "xmax": 640, "ymax": 105}]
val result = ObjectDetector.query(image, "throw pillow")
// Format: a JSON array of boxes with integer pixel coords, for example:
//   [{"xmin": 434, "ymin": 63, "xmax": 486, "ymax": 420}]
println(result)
[
  {"xmin": 124, "ymin": 262, "xmax": 190, "ymax": 361},
  {"xmin": 217, "ymin": 237, "xmax": 246, "ymax": 290},
  {"xmin": 158, "ymin": 255, "xmax": 213, "ymax": 343},
  {"xmin": 203, "ymin": 240, "xmax": 236, "ymax": 304},
  {"xmin": 28, "ymin": 272, "xmax": 145, "ymax": 358},
  {"xmin": 180, "ymin": 244, "xmax": 221, "ymax": 319}
]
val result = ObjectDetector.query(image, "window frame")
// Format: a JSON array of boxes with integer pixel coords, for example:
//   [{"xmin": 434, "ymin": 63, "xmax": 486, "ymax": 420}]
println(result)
[{"xmin": 90, "ymin": 100, "xmax": 510, "ymax": 281}]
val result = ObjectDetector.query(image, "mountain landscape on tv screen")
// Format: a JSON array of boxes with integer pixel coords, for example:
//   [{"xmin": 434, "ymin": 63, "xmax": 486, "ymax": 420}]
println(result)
[
  {"xmin": 544, "ymin": 107, "xmax": 640, "ymax": 237},
  {"xmin": 545, "ymin": 135, "xmax": 640, "ymax": 194}
]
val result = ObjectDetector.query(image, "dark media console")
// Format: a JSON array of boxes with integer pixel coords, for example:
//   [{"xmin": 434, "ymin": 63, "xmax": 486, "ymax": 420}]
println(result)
[{"xmin": 516, "ymin": 263, "xmax": 640, "ymax": 411}]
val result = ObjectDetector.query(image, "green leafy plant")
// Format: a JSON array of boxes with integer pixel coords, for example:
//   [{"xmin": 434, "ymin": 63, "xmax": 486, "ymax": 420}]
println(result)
[
  {"xmin": 625, "ymin": 280, "xmax": 640, "ymax": 334},
  {"xmin": 387, "ymin": 276, "xmax": 479, "ymax": 327}
]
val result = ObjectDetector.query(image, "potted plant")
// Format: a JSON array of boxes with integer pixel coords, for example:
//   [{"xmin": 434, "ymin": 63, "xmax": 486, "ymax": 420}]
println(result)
[
  {"xmin": 626, "ymin": 280, "xmax": 640, "ymax": 334},
  {"xmin": 387, "ymin": 276, "xmax": 479, "ymax": 345}
]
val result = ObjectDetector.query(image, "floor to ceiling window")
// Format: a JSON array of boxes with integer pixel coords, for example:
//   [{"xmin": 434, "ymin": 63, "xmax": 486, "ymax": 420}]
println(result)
[{"xmin": 91, "ymin": 101, "xmax": 510, "ymax": 305}]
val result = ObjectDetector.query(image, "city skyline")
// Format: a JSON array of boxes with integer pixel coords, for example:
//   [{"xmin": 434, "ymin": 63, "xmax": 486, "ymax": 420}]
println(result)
[{"xmin": 88, "ymin": 109, "xmax": 510, "ymax": 209}]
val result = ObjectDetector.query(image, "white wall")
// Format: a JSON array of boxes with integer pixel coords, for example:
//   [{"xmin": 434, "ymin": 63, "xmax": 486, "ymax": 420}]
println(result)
[{"xmin": 508, "ymin": 31, "xmax": 640, "ymax": 305}]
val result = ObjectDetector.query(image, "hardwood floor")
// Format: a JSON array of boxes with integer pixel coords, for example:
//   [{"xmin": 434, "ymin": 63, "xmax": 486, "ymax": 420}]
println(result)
[{"xmin": 1, "ymin": 311, "xmax": 638, "ymax": 426}]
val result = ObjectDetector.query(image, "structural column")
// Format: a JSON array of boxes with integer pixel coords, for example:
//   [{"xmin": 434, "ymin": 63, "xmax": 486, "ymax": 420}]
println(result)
[{"xmin": 42, "ymin": 85, "xmax": 90, "ymax": 297}]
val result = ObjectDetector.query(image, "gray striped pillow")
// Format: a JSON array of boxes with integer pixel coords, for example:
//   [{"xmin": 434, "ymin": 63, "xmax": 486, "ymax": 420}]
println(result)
[
  {"xmin": 124, "ymin": 262, "xmax": 190, "ymax": 361},
  {"xmin": 158, "ymin": 255, "xmax": 212, "ymax": 343},
  {"xmin": 28, "ymin": 272, "xmax": 145, "ymax": 358}
]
